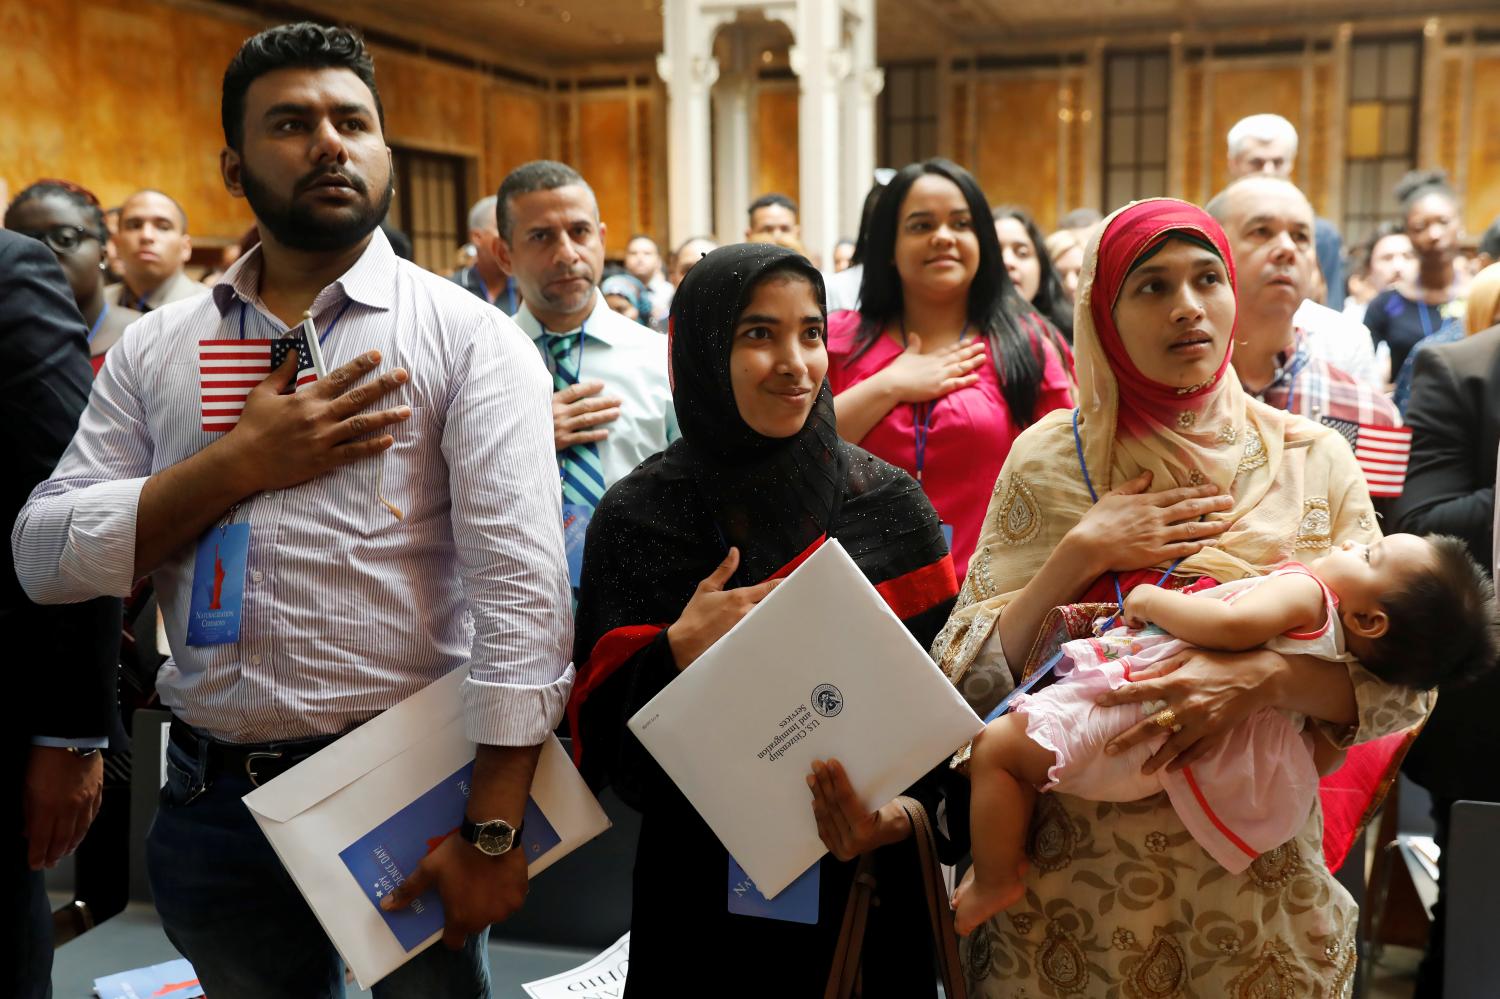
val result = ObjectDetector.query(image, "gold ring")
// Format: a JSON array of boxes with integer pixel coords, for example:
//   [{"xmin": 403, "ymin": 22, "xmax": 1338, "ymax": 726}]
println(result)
[{"xmin": 1152, "ymin": 708, "xmax": 1183, "ymax": 733}]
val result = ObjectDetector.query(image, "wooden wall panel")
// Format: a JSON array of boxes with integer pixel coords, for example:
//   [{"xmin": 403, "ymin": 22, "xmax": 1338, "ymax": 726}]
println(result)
[
  {"xmin": 575, "ymin": 98, "xmax": 632, "ymax": 255},
  {"xmin": 1182, "ymin": 65, "xmax": 1207, "ymax": 204},
  {"xmin": 633, "ymin": 90, "xmax": 656, "ymax": 242},
  {"xmin": 0, "ymin": 0, "xmax": 563, "ymax": 248},
  {"xmin": 1061, "ymin": 73, "xmax": 1086, "ymax": 213},
  {"xmin": 756, "ymin": 87, "xmax": 800, "ymax": 207},
  {"xmin": 1207, "ymin": 65, "xmax": 1302, "ymax": 196},
  {"xmin": 949, "ymin": 81, "xmax": 971, "ymax": 165},
  {"xmin": 0, "ymin": 0, "xmax": 255, "ymax": 239},
  {"xmin": 483, "ymin": 88, "xmax": 548, "ymax": 197},
  {"xmin": 1305, "ymin": 63, "xmax": 1333, "ymax": 216},
  {"xmin": 1466, "ymin": 56, "xmax": 1500, "ymax": 240},
  {"xmin": 972, "ymin": 77, "xmax": 1061, "ymax": 231},
  {"xmin": 376, "ymin": 48, "xmax": 484, "ymax": 157}
]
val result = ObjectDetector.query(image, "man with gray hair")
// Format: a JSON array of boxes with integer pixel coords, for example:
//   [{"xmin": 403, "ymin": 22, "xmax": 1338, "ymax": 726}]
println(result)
[
  {"xmin": 1227, "ymin": 113, "xmax": 1345, "ymax": 310},
  {"xmin": 495, "ymin": 160, "xmax": 676, "ymax": 592},
  {"xmin": 451, "ymin": 194, "xmax": 519, "ymax": 315}
]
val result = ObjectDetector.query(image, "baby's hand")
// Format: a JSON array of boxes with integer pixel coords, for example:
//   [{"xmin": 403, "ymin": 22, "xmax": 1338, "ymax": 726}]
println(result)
[{"xmin": 1122, "ymin": 584, "xmax": 1162, "ymax": 630}]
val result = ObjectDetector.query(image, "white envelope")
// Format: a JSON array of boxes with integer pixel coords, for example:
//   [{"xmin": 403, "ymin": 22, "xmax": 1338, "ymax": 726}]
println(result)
[
  {"xmin": 627, "ymin": 539, "xmax": 982, "ymax": 898},
  {"xmin": 243, "ymin": 667, "xmax": 611, "ymax": 988}
]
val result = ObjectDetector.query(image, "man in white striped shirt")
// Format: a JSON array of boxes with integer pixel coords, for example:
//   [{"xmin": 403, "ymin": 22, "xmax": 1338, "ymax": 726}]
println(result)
[{"xmin": 12, "ymin": 23, "xmax": 571, "ymax": 997}]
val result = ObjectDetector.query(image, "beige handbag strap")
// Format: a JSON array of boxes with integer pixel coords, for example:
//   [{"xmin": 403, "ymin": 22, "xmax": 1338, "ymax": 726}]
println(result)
[{"xmin": 823, "ymin": 797, "xmax": 968, "ymax": 999}]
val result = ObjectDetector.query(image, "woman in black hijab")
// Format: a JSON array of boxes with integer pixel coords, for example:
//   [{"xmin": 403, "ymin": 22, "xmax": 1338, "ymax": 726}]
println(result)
[{"xmin": 568, "ymin": 243, "xmax": 961, "ymax": 994}]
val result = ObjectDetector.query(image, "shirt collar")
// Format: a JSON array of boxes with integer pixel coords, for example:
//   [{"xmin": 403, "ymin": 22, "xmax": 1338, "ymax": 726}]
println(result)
[
  {"xmin": 211, "ymin": 227, "xmax": 398, "ymax": 316},
  {"xmin": 516, "ymin": 290, "xmax": 621, "ymax": 347},
  {"xmin": 1266, "ymin": 329, "xmax": 1312, "ymax": 391}
]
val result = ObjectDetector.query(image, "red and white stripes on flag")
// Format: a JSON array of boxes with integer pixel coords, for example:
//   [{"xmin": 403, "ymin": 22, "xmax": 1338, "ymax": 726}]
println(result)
[
  {"xmin": 1355, "ymin": 424, "xmax": 1413, "ymax": 499},
  {"xmin": 199, "ymin": 335, "xmax": 319, "ymax": 432},
  {"xmin": 1320, "ymin": 417, "xmax": 1412, "ymax": 498},
  {"xmin": 200, "ymin": 339, "xmax": 274, "ymax": 432}
]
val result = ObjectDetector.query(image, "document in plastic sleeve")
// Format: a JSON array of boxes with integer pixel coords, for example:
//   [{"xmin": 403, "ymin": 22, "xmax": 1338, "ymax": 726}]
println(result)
[
  {"xmin": 627, "ymin": 539, "xmax": 983, "ymax": 898},
  {"xmin": 242, "ymin": 667, "xmax": 611, "ymax": 988}
]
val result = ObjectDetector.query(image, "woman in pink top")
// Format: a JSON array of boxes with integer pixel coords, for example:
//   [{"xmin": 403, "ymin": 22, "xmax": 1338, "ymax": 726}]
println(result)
[{"xmin": 827, "ymin": 159, "xmax": 1074, "ymax": 575}]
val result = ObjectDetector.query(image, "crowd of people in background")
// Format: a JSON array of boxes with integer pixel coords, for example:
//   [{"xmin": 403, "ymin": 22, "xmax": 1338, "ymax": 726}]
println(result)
[{"xmin": 6, "ymin": 17, "xmax": 1500, "ymax": 999}]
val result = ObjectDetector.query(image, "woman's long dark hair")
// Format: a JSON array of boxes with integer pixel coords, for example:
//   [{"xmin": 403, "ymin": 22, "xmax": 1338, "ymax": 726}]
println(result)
[
  {"xmin": 993, "ymin": 204, "xmax": 1073, "ymax": 340},
  {"xmin": 854, "ymin": 158, "xmax": 1063, "ymax": 426}
]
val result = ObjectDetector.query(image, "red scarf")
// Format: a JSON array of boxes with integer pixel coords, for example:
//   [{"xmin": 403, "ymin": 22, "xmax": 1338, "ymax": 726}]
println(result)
[{"xmin": 1089, "ymin": 201, "xmax": 1238, "ymax": 438}]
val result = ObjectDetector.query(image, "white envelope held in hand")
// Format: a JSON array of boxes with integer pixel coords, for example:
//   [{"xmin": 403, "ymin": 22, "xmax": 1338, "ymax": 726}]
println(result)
[
  {"xmin": 627, "ymin": 539, "xmax": 982, "ymax": 899},
  {"xmin": 243, "ymin": 667, "xmax": 611, "ymax": 989}
]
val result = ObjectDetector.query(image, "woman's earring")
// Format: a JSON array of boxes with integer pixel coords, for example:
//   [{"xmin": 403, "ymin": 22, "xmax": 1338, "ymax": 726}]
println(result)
[{"xmin": 99, "ymin": 260, "xmax": 108, "ymax": 270}]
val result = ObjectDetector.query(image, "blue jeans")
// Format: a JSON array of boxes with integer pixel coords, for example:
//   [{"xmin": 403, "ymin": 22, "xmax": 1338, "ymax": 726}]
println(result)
[{"xmin": 147, "ymin": 736, "xmax": 491, "ymax": 998}]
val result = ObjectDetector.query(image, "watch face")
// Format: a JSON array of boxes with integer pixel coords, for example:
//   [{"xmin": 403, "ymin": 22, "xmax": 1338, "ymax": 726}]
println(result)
[{"xmin": 475, "ymin": 821, "xmax": 516, "ymax": 856}]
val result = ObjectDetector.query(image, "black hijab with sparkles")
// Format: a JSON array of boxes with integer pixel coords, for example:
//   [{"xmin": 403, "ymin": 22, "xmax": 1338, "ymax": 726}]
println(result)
[{"xmin": 570, "ymin": 243, "xmax": 956, "ymax": 787}]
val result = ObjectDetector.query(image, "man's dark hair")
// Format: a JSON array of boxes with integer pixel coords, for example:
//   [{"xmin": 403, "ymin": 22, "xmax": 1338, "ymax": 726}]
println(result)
[
  {"xmin": 748, "ymin": 193, "xmax": 798, "ymax": 222},
  {"xmin": 495, "ymin": 160, "xmax": 595, "ymax": 242},
  {"xmin": 221, "ymin": 22, "xmax": 384, "ymax": 152},
  {"xmin": 8, "ymin": 180, "xmax": 108, "ymax": 242},
  {"xmin": 1363, "ymin": 535, "xmax": 1499, "ymax": 689},
  {"xmin": 122, "ymin": 188, "xmax": 190, "ymax": 233},
  {"xmin": 1346, "ymin": 220, "xmax": 1406, "ymax": 280},
  {"xmin": 1478, "ymin": 216, "xmax": 1500, "ymax": 263}
]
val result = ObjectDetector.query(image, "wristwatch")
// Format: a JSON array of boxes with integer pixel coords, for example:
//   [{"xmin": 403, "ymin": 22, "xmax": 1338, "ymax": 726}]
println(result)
[
  {"xmin": 459, "ymin": 815, "xmax": 523, "ymax": 857},
  {"xmin": 65, "ymin": 747, "xmax": 101, "ymax": 759}
]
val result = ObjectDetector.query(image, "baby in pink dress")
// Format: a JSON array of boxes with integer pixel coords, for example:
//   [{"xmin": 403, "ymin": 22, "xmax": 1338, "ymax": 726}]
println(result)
[{"xmin": 952, "ymin": 533, "xmax": 1498, "ymax": 935}]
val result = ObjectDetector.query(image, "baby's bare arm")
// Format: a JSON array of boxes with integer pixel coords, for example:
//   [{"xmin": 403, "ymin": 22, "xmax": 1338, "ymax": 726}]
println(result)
[
  {"xmin": 1124, "ymin": 574, "xmax": 1328, "ymax": 651},
  {"xmin": 1310, "ymin": 725, "xmax": 1348, "ymax": 775}
]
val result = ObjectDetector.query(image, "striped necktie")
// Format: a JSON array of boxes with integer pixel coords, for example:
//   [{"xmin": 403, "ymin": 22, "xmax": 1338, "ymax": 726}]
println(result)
[{"xmin": 546, "ymin": 331, "xmax": 607, "ymax": 514}]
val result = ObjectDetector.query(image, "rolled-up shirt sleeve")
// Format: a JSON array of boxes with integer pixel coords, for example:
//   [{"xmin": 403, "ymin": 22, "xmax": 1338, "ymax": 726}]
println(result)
[
  {"xmin": 445, "ymin": 314, "xmax": 574, "ymax": 746},
  {"xmin": 13, "ymin": 329, "xmax": 153, "ymax": 604}
]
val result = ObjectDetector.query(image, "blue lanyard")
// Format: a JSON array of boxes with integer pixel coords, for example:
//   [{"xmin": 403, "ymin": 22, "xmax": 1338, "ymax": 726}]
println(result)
[
  {"xmin": 1071, "ymin": 408, "xmax": 1187, "ymax": 628},
  {"xmin": 238, "ymin": 299, "xmax": 352, "ymax": 344},
  {"xmin": 87, "ymin": 304, "xmax": 108, "ymax": 344},
  {"xmin": 901, "ymin": 319, "xmax": 969, "ymax": 486},
  {"xmin": 1418, "ymin": 300, "xmax": 1436, "ymax": 340},
  {"xmin": 913, "ymin": 402, "xmax": 934, "ymax": 485}
]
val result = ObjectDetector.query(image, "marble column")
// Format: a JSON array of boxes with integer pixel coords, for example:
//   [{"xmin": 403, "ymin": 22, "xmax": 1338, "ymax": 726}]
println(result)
[
  {"xmin": 839, "ymin": 0, "xmax": 882, "ymax": 243},
  {"xmin": 777, "ymin": 0, "xmax": 847, "ymax": 268},
  {"xmin": 658, "ymin": 0, "xmax": 725, "ymax": 251},
  {"xmin": 713, "ymin": 27, "xmax": 757, "ymax": 245}
]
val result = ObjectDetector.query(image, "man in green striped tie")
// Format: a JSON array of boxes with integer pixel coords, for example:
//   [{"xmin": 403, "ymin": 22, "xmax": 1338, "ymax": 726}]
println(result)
[{"xmin": 496, "ymin": 161, "xmax": 678, "ymax": 592}]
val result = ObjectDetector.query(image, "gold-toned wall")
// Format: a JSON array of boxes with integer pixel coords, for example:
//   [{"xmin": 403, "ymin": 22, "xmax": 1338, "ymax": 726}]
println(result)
[
  {"xmin": 947, "ymin": 70, "xmax": 1086, "ymax": 231},
  {"xmin": 0, "ymin": 0, "xmax": 256, "ymax": 239},
  {"xmin": 483, "ymin": 89, "xmax": 549, "ymax": 198},
  {"xmin": 942, "ymin": 33, "xmax": 1494, "ymax": 239},
  {"xmin": 756, "ymin": 86, "xmax": 800, "ymax": 208},
  {"xmin": 1465, "ymin": 55, "xmax": 1500, "ymax": 239},
  {"xmin": 972, "ymin": 77, "xmax": 1063, "ymax": 231},
  {"xmin": 0, "ymin": 0, "xmax": 658, "ymax": 256},
  {"xmin": 1206, "ymin": 64, "xmax": 1304, "ymax": 197}
]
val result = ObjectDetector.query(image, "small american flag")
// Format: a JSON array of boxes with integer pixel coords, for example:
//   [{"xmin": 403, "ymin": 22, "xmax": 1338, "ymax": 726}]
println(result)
[
  {"xmin": 1321, "ymin": 416, "xmax": 1413, "ymax": 498},
  {"xmin": 199, "ymin": 332, "xmax": 319, "ymax": 432}
]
